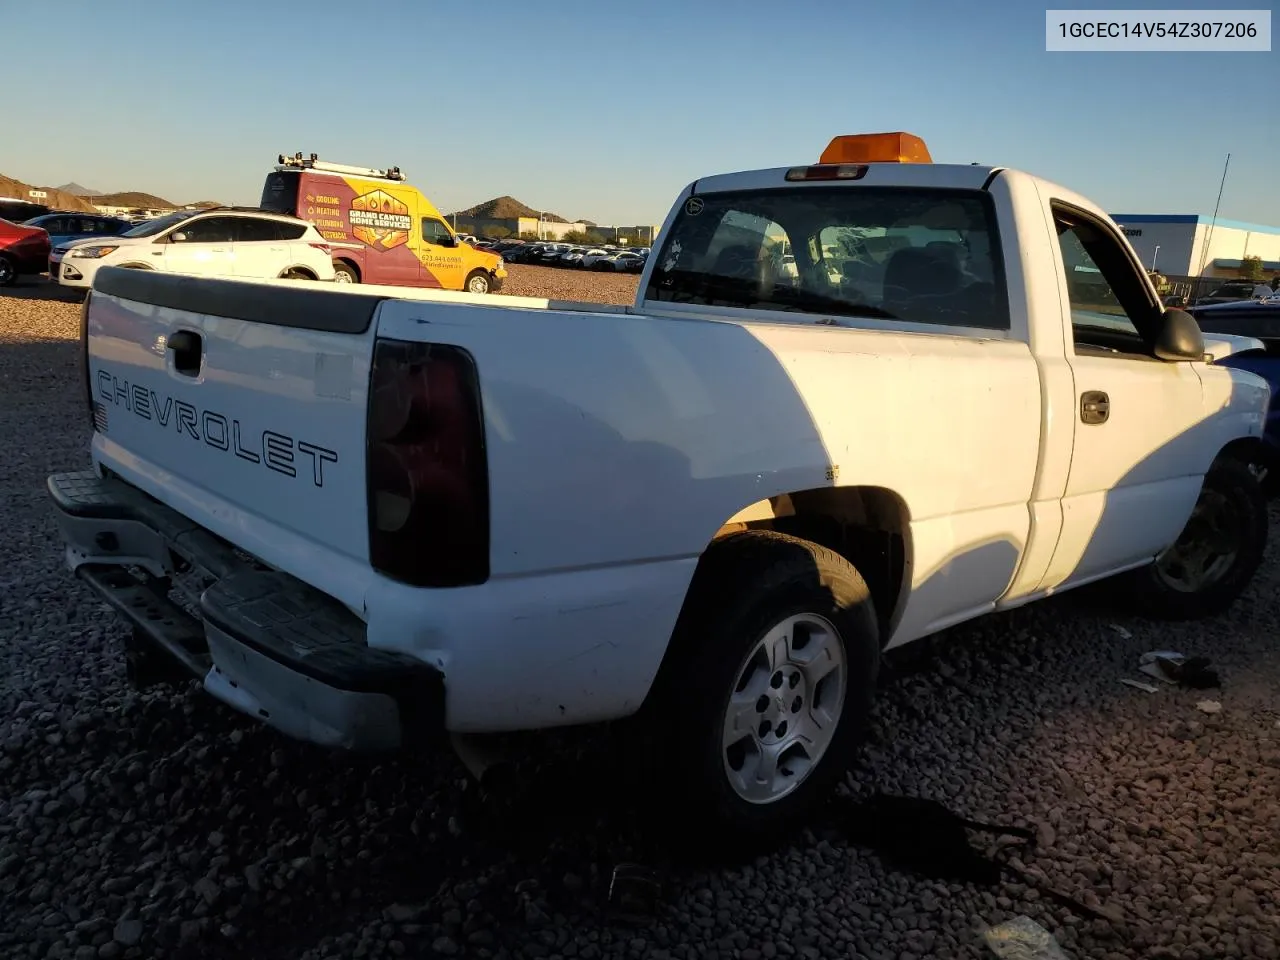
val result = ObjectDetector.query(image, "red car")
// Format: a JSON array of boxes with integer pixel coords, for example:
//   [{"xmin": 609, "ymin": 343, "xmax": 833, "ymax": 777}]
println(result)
[{"xmin": 0, "ymin": 218, "xmax": 52, "ymax": 287}]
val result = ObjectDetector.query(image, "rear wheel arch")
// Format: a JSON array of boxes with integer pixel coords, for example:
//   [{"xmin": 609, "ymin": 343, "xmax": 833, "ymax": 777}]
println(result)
[{"xmin": 651, "ymin": 485, "xmax": 912, "ymax": 695}]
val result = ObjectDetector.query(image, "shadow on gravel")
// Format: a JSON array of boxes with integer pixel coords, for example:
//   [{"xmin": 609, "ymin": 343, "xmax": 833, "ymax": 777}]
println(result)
[{"xmin": 0, "ymin": 278, "xmax": 86, "ymax": 304}]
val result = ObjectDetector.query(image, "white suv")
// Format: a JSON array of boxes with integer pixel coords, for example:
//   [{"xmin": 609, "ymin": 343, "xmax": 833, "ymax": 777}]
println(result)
[{"xmin": 52, "ymin": 208, "xmax": 337, "ymax": 289}]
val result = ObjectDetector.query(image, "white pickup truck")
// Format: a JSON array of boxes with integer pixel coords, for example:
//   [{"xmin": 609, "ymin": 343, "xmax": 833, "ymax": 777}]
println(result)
[{"xmin": 48, "ymin": 132, "xmax": 1271, "ymax": 847}]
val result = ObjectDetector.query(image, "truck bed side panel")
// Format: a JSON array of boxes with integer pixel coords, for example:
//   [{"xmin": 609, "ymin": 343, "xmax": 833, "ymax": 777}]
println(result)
[{"xmin": 376, "ymin": 301, "xmax": 1041, "ymax": 643}]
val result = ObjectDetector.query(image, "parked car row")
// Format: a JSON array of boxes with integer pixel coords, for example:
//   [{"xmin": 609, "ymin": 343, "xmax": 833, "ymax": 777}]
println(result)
[
  {"xmin": 472, "ymin": 238, "xmax": 650, "ymax": 273},
  {"xmin": 1192, "ymin": 279, "xmax": 1280, "ymax": 306},
  {"xmin": 0, "ymin": 210, "xmax": 140, "ymax": 286},
  {"xmin": 0, "ymin": 207, "xmax": 337, "ymax": 288}
]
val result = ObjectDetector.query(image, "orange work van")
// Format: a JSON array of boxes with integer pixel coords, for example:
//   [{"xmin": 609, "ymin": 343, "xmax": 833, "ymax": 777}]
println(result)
[{"xmin": 260, "ymin": 153, "xmax": 505, "ymax": 294}]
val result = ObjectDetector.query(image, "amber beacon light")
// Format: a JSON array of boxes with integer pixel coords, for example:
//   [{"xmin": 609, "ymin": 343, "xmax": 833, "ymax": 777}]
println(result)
[{"xmin": 819, "ymin": 132, "xmax": 933, "ymax": 164}]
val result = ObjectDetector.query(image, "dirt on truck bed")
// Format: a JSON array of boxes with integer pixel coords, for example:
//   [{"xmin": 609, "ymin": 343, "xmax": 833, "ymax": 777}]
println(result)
[{"xmin": 2, "ymin": 271, "xmax": 1280, "ymax": 960}]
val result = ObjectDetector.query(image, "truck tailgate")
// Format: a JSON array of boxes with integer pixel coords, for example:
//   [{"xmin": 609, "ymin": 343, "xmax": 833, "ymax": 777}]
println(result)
[{"xmin": 87, "ymin": 268, "xmax": 387, "ymax": 564}]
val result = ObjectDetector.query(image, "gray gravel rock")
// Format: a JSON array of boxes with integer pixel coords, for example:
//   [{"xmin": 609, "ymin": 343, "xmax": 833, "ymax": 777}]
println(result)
[{"xmin": 4, "ymin": 281, "xmax": 1280, "ymax": 960}]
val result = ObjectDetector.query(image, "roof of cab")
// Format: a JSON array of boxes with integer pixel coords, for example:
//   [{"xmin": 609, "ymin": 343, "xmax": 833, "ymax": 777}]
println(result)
[
  {"xmin": 693, "ymin": 130, "xmax": 1000, "ymax": 194},
  {"xmin": 692, "ymin": 162, "xmax": 1001, "ymax": 195}
]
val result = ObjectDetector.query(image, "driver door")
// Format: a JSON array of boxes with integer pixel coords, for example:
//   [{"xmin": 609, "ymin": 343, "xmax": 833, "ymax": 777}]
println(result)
[
  {"xmin": 162, "ymin": 216, "xmax": 237, "ymax": 278},
  {"xmin": 419, "ymin": 217, "xmax": 466, "ymax": 290},
  {"xmin": 1038, "ymin": 202, "xmax": 1208, "ymax": 591}
]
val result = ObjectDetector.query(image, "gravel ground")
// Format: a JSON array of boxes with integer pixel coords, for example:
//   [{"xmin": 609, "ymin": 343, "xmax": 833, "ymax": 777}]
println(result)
[{"xmin": 2, "ymin": 271, "xmax": 1279, "ymax": 960}]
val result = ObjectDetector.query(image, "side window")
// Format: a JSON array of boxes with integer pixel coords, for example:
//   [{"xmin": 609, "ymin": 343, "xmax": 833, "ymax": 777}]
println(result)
[
  {"xmin": 78, "ymin": 218, "xmax": 102, "ymax": 234},
  {"xmin": 171, "ymin": 217, "xmax": 237, "ymax": 244},
  {"xmin": 44, "ymin": 217, "xmax": 69, "ymax": 234},
  {"xmin": 1051, "ymin": 205, "xmax": 1157, "ymax": 357},
  {"xmin": 276, "ymin": 221, "xmax": 307, "ymax": 240},
  {"xmin": 646, "ymin": 187, "xmax": 1009, "ymax": 329},
  {"xmin": 421, "ymin": 218, "xmax": 452, "ymax": 245},
  {"xmin": 234, "ymin": 218, "xmax": 281, "ymax": 243}
]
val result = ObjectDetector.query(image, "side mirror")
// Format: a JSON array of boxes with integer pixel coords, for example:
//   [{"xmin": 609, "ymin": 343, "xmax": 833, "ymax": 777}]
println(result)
[
  {"xmin": 1153, "ymin": 308, "xmax": 1205, "ymax": 361},
  {"xmin": 170, "ymin": 232, "xmax": 187, "ymax": 243}
]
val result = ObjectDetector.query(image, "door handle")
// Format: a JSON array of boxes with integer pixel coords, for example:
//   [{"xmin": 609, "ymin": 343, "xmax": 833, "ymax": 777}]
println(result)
[
  {"xmin": 167, "ymin": 330, "xmax": 203, "ymax": 377},
  {"xmin": 1081, "ymin": 390, "xmax": 1110, "ymax": 424},
  {"xmin": 210, "ymin": 247, "xmax": 228, "ymax": 252}
]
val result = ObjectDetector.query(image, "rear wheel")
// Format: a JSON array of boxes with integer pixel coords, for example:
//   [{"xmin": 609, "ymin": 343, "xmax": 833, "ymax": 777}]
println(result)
[
  {"xmin": 636, "ymin": 531, "xmax": 879, "ymax": 852},
  {"xmin": 333, "ymin": 262, "xmax": 359, "ymax": 284},
  {"xmin": 0, "ymin": 254, "xmax": 17, "ymax": 287},
  {"xmin": 281, "ymin": 268, "xmax": 313, "ymax": 280},
  {"xmin": 465, "ymin": 270, "xmax": 491, "ymax": 295},
  {"xmin": 1124, "ymin": 457, "xmax": 1268, "ymax": 620}
]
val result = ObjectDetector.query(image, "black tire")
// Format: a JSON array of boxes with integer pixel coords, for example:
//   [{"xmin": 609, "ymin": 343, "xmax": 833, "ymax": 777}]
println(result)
[
  {"xmin": 464, "ymin": 270, "xmax": 491, "ymax": 295},
  {"xmin": 333, "ymin": 262, "xmax": 359, "ymax": 284},
  {"xmin": 0, "ymin": 254, "xmax": 15, "ymax": 287},
  {"xmin": 1123, "ymin": 456, "xmax": 1268, "ymax": 620},
  {"xmin": 280, "ymin": 268, "xmax": 314, "ymax": 280},
  {"xmin": 636, "ymin": 530, "xmax": 879, "ymax": 853}
]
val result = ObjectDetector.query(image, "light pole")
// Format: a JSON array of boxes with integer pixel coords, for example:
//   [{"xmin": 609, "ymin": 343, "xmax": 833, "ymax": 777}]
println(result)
[{"xmin": 1151, "ymin": 245, "xmax": 1160, "ymax": 271}]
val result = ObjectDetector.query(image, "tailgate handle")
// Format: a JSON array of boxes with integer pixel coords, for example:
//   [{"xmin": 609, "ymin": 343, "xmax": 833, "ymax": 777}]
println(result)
[{"xmin": 168, "ymin": 330, "xmax": 202, "ymax": 376}]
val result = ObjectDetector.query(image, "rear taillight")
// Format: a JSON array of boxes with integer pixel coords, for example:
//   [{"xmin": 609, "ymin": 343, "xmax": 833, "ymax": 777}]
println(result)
[
  {"xmin": 366, "ymin": 339, "xmax": 489, "ymax": 586},
  {"xmin": 79, "ymin": 291, "xmax": 94, "ymax": 427}
]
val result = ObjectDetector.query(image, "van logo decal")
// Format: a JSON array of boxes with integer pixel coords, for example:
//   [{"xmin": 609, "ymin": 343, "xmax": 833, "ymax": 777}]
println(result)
[{"xmin": 349, "ymin": 189, "xmax": 411, "ymax": 251}]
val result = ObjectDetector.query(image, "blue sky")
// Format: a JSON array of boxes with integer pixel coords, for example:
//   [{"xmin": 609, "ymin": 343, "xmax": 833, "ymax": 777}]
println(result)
[{"xmin": 6, "ymin": 1, "xmax": 1277, "ymax": 225}]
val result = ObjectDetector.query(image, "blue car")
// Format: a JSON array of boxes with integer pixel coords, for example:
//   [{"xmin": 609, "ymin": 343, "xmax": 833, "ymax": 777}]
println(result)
[
  {"xmin": 22, "ymin": 213, "xmax": 132, "ymax": 250},
  {"xmin": 1192, "ymin": 297, "xmax": 1280, "ymax": 495}
]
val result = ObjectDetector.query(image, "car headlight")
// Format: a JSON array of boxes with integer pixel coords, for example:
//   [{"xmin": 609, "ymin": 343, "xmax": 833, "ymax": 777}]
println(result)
[{"xmin": 70, "ymin": 245, "xmax": 120, "ymax": 259}]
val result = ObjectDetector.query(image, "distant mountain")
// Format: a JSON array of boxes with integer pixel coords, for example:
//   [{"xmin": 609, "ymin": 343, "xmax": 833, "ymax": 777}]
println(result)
[
  {"xmin": 0, "ymin": 175, "xmax": 97, "ymax": 212},
  {"xmin": 450, "ymin": 196, "xmax": 568, "ymax": 223},
  {"xmin": 92, "ymin": 191, "xmax": 176, "ymax": 209},
  {"xmin": 188, "ymin": 200, "xmax": 223, "ymax": 209},
  {"xmin": 57, "ymin": 182, "xmax": 103, "ymax": 197}
]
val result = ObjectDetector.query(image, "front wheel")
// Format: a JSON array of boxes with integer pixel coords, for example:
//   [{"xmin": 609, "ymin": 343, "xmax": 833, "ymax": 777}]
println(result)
[
  {"xmin": 465, "ymin": 270, "xmax": 491, "ymax": 295},
  {"xmin": 0, "ymin": 254, "xmax": 17, "ymax": 287},
  {"xmin": 1124, "ymin": 457, "xmax": 1268, "ymax": 620},
  {"xmin": 636, "ymin": 531, "xmax": 879, "ymax": 852}
]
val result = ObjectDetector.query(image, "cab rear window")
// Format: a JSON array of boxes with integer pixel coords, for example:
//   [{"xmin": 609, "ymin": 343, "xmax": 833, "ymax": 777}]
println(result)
[
  {"xmin": 645, "ymin": 186, "xmax": 1009, "ymax": 330},
  {"xmin": 260, "ymin": 172, "xmax": 300, "ymax": 216}
]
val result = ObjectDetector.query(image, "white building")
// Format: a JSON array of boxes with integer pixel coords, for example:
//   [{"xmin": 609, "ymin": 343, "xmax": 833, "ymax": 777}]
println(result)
[
  {"xmin": 1109, "ymin": 214, "xmax": 1280, "ymax": 279},
  {"xmin": 93, "ymin": 203, "xmax": 175, "ymax": 220}
]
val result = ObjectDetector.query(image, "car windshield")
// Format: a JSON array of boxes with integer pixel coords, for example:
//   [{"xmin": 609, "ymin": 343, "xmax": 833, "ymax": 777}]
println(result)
[{"xmin": 121, "ymin": 212, "xmax": 190, "ymax": 238}]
